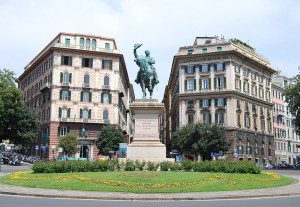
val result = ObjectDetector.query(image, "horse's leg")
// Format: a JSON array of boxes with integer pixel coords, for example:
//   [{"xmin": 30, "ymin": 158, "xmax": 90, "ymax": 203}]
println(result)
[
  {"xmin": 141, "ymin": 82, "xmax": 146, "ymax": 99},
  {"xmin": 148, "ymin": 76, "xmax": 153, "ymax": 99}
]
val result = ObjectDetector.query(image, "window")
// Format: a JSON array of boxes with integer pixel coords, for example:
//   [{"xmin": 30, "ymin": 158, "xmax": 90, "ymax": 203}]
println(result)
[
  {"xmin": 200, "ymin": 64, "xmax": 209, "ymax": 73},
  {"xmin": 103, "ymin": 109, "xmax": 109, "ymax": 120},
  {"xmin": 101, "ymin": 93, "xmax": 112, "ymax": 104},
  {"xmin": 235, "ymin": 65, "xmax": 240, "ymax": 73},
  {"xmin": 81, "ymin": 91, "xmax": 91, "ymax": 102},
  {"xmin": 92, "ymin": 39, "xmax": 96, "ymax": 50},
  {"xmin": 243, "ymin": 81, "xmax": 249, "ymax": 94},
  {"xmin": 102, "ymin": 60, "xmax": 113, "ymax": 69},
  {"xmin": 80, "ymin": 38, "xmax": 84, "ymax": 49},
  {"xmin": 187, "ymin": 49, "xmax": 193, "ymax": 55},
  {"xmin": 251, "ymin": 84, "xmax": 257, "ymax": 96},
  {"xmin": 86, "ymin": 38, "xmax": 90, "ymax": 49},
  {"xmin": 59, "ymin": 107, "xmax": 70, "ymax": 119},
  {"xmin": 215, "ymin": 111, "xmax": 224, "ymax": 124},
  {"xmin": 65, "ymin": 38, "xmax": 70, "ymax": 46},
  {"xmin": 59, "ymin": 126, "xmax": 70, "ymax": 136},
  {"xmin": 188, "ymin": 114, "xmax": 194, "ymax": 124},
  {"xmin": 104, "ymin": 75, "xmax": 109, "ymax": 86},
  {"xmin": 243, "ymin": 68, "xmax": 249, "ymax": 77},
  {"xmin": 105, "ymin": 43, "xmax": 110, "ymax": 51},
  {"xmin": 215, "ymin": 98, "xmax": 226, "ymax": 107},
  {"xmin": 203, "ymin": 112, "xmax": 211, "ymax": 124},
  {"xmin": 61, "ymin": 56, "xmax": 72, "ymax": 66},
  {"xmin": 60, "ymin": 90, "xmax": 71, "ymax": 101},
  {"xmin": 235, "ymin": 78, "xmax": 241, "ymax": 91},
  {"xmin": 80, "ymin": 109, "xmax": 91, "ymax": 120},
  {"xmin": 251, "ymin": 72, "xmax": 256, "ymax": 80},
  {"xmin": 259, "ymin": 87, "xmax": 264, "ymax": 99},
  {"xmin": 215, "ymin": 63, "xmax": 225, "ymax": 71},
  {"xmin": 61, "ymin": 72, "xmax": 71, "ymax": 83},
  {"xmin": 186, "ymin": 66, "xmax": 194, "ymax": 74},
  {"xmin": 214, "ymin": 77, "xmax": 226, "ymax": 89},
  {"xmin": 202, "ymin": 48, "xmax": 207, "ymax": 53},
  {"xmin": 187, "ymin": 100, "xmax": 194, "ymax": 109},
  {"xmin": 83, "ymin": 74, "xmax": 90, "ymax": 87},
  {"xmin": 201, "ymin": 78, "xmax": 210, "ymax": 90},
  {"xmin": 237, "ymin": 113, "xmax": 241, "ymax": 127},
  {"xmin": 82, "ymin": 58, "xmax": 93, "ymax": 68},
  {"xmin": 246, "ymin": 146, "xmax": 252, "ymax": 155},
  {"xmin": 217, "ymin": 47, "xmax": 222, "ymax": 52},
  {"xmin": 238, "ymin": 145, "xmax": 243, "ymax": 154},
  {"xmin": 258, "ymin": 75, "xmax": 263, "ymax": 83},
  {"xmin": 200, "ymin": 99, "xmax": 211, "ymax": 108},
  {"xmin": 245, "ymin": 115, "xmax": 250, "ymax": 128},
  {"xmin": 186, "ymin": 79, "xmax": 195, "ymax": 91},
  {"xmin": 261, "ymin": 119, "xmax": 265, "ymax": 131}
]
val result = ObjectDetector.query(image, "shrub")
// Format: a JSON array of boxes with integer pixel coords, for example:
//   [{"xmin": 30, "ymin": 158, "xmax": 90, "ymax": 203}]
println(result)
[
  {"xmin": 135, "ymin": 160, "xmax": 146, "ymax": 171},
  {"xmin": 147, "ymin": 162, "xmax": 158, "ymax": 171},
  {"xmin": 170, "ymin": 163, "xmax": 181, "ymax": 171},
  {"xmin": 160, "ymin": 161, "xmax": 172, "ymax": 171},
  {"xmin": 125, "ymin": 160, "xmax": 135, "ymax": 171},
  {"xmin": 181, "ymin": 160, "xmax": 194, "ymax": 171}
]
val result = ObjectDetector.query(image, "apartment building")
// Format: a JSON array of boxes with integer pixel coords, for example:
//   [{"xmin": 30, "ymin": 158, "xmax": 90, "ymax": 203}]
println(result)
[
  {"xmin": 272, "ymin": 75, "xmax": 300, "ymax": 164},
  {"xmin": 163, "ymin": 36, "xmax": 276, "ymax": 164},
  {"xmin": 18, "ymin": 32, "xmax": 134, "ymax": 160}
]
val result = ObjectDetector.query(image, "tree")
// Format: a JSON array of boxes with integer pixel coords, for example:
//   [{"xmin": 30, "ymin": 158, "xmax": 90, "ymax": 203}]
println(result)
[
  {"xmin": 58, "ymin": 132, "xmax": 79, "ymax": 156},
  {"xmin": 171, "ymin": 124, "xmax": 229, "ymax": 161},
  {"xmin": 285, "ymin": 73, "xmax": 300, "ymax": 135},
  {"xmin": 95, "ymin": 124, "xmax": 126, "ymax": 156},
  {"xmin": 0, "ymin": 68, "xmax": 40, "ymax": 145}
]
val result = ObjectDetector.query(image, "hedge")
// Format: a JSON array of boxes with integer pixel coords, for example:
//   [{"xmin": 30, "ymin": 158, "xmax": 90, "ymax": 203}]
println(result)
[{"xmin": 32, "ymin": 160, "xmax": 261, "ymax": 174}]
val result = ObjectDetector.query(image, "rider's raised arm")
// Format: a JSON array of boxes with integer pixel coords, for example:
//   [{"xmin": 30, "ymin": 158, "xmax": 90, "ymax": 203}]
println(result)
[{"xmin": 133, "ymin": 49, "xmax": 138, "ymax": 59}]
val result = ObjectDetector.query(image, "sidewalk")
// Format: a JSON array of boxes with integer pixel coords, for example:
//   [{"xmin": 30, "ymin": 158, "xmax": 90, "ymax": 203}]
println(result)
[{"xmin": 0, "ymin": 173, "xmax": 299, "ymax": 200}]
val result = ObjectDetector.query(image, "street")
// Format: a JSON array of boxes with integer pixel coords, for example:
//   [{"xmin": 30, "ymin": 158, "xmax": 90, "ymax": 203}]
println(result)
[{"xmin": 0, "ymin": 194, "xmax": 299, "ymax": 207}]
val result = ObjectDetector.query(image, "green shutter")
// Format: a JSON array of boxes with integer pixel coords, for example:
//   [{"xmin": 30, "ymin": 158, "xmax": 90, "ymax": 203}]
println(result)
[
  {"xmin": 184, "ymin": 80, "xmax": 187, "ymax": 91},
  {"xmin": 208, "ymin": 64, "xmax": 210, "ymax": 72},
  {"xmin": 68, "ymin": 91, "xmax": 71, "ymax": 101},
  {"xmin": 89, "ymin": 92, "xmax": 92, "ymax": 102},
  {"xmin": 209, "ymin": 113, "xmax": 211, "ymax": 123},
  {"xmin": 58, "ymin": 127, "xmax": 61, "ymax": 135},
  {"xmin": 89, "ymin": 58, "xmax": 93, "ymax": 68},
  {"xmin": 109, "ymin": 94, "xmax": 112, "ymax": 104},
  {"xmin": 82, "ymin": 58, "xmax": 85, "ymax": 67},
  {"xmin": 60, "ymin": 72, "xmax": 63, "ymax": 83},
  {"xmin": 61, "ymin": 56, "xmax": 64, "ymax": 65},
  {"xmin": 194, "ymin": 79, "xmax": 196, "ymax": 90},
  {"xmin": 67, "ymin": 126, "xmax": 70, "ymax": 133},
  {"xmin": 67, "ymin": 108, "xmax": 70, "ymax": 118},
  {"xmin": 58, "ymin": 107, "xmax": 62, "ymax": 118},
  {"xmin": 69, "ymin": 73, "xmax": 72, "ymax": 83},
  {"xmin": 199, "ymin": 65, "xmax": 202, "ymax": 73},
  {"xmin": 59, "ymin": 90, "xmax": 62, "ymax": 100},
  {"xmin": 88, "ymin": 109, "xmax": 92, "ymax": 119},
  {"xmin": 80, "ymin": 92, "xmax": 83, "ymax": 102},
  {"xmin": 224, "ymin": 77, "xmax": 226, "ymax": 88},
  {"xmin": 68, "ymin": 56, "xmax": 72, "ymax": 66},
  {"xmin": 102, "ymin": 60, "xmax": 105, "ymax": 69},
  {"xmin": 215, "ymin": 99, "xmax": 218, "ymax": 107},
  {"xmin": 80, "ymin": 109, "xmax": 83, "ymax": 119},
  {"xmin": 223, "ymin": 62, "xmax": 226, "ymax": 71},
  {"xmin": 199, "ymin": 79, "xmax": 202, "ymax": 90},
  {"xmin": 101, "ymin": 93, "xmax": 104, "ymax": 103},
  {"xmin": 214, "ymin": 64, "xmax": 217, "ymax": 71},
  {"xmin": 109, "ymin": 60, "xmax": 113, "ymax": 69},
  {"xmin": 224, "ymin": 98, "xmax": 227, "ymax": 106},
  {"xmin": 199, "ymin": 99, "xmax": 203, "ymax": 107},
  {"xmin": 209, "ymin": 78, "xmax": 211, "ymax": 89},
  {"xmin": 208, "ymin": 99, "xmax": 211, "ymax": 107}
]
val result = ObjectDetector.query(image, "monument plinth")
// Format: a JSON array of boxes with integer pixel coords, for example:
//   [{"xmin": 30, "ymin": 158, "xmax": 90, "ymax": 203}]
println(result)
[{"xmin": 127, "ymin": 99, "xmax": 174, "ymax": 162}]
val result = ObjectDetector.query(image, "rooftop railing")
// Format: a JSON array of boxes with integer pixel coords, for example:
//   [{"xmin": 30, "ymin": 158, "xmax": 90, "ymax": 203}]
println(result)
[{"xmin": 53, "ymin": 43, "xmax": 120, "ymax": 54}]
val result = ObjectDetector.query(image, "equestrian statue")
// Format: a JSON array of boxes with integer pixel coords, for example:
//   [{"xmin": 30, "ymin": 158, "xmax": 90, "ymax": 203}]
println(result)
[{"xmin": 134, "ymin": 44, "xmax": 159, "ymax": 99}]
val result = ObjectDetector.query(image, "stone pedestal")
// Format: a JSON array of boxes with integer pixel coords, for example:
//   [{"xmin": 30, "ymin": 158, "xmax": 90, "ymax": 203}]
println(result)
[{"xmin": 127, "ymin": 99, "xmax": 174, "ymax": 162}]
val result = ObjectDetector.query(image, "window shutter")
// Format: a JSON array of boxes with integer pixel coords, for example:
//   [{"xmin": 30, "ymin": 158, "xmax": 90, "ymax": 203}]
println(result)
[
  {"xmin": 58, "ymin": 127, "xmax": 61, "ymax": 135},
  {"xmin": 80, "ymin": 92, "xmax": 83, "ymax": 102},
  {"xmin": 192, "ymin": 66, "xmax": 196, "ymax": 73},
  {"xmin": 214, "ymin": 78, "xmax": 217, "ymax": 89},
  {"xmin": 224, "ymin": 77, "xmax": 226, "ymax": 88},
  {"xmin": 101, "ymin": 93, "xmax": 104, "ymax": 103},
  {"xmin": 184, "ymin": 80, "xmax": 187, "ymax": 91},
  {"xmin": 208, "ymin": 99, "xmax": 211, "ymax": 107},
  {"xmin": 102, "ymin": 60, "xmax": 105, "ymax": 69},
  {"xmin": 224, "ymin": 98, "xmax": 227, "ymax": 106},
  {"xmin": 214, "ymin": 63, "xmax": 217, "ymax": 71},
  {"xmin": 60, "ymin": 72, "xmax": 63, "ymax": 83},
  {"xmin": 209, "ymin": 113, "xmax": 211, "ymax": 123},
  {"xmin": 89, "ymin": 58, "xmax": 93, "ymax": 68},
  {"xmin": 223, "ymin": 62, "xmax": 226, "ymax": 71},
  {"xmin": 199, "ymin": 79, "xmax": 202, "ymax": 90},
  {"xmin": 208, "ymin": 64, "xmax": 210, "ymax": 72},
  {"xmin": 108, "ymin": 94, "xmax": 112, "ymax": 104},
  {"xmin": 199, "ymin": 99, "xmax": 203, "ymax": 107},
  {"xmin": 199, "ymin": 65, "xmax": 202, "ymax": 73},
  {"xmin": 67, "ymin": 108, "xmax": 70, "ymax": 118},
  {"xmin": 67, "ymin": 126, "xmax": 70, "ymax": 133},
  {"xmin": 184, "ymin": 66, "xmax": 187, "ymax": 74},
  {"xmin": 59, "ymin": 90, "xmax": 62, "ymax": 100},
  {"xmin": 194, "ymin": 79, "xmax": 196, "ymax": 90},
  {"xmin": 58, "ymin": 107, "xmax": 62, "ymax": 118},
  {"xmin": 215, "ymin": 99, "xmax": 218, "ymax": 107},
  {"xmin": 68, "ymin": 91, "xmax": 71, "ymax": 101},
  {"xmin": 61, "ymin": 56, "xmax": 64, "ymax": 65},
  {"xmin": 89, "ymin": 92, "xmax": 92, "ymax": 102},
  {"xmin": 109, "ymin": 60, "xmax": 113, "ymax": 70},
  {"xmin": 209, "ymin": 78, "xmax": 211, "ymax": 89},
  {"xmin": 69, "ymin": 73, "xmax": 72, "ymax": 83},
  {"xmin": 80, "ymin": 109, "xmax": 83, "ymax": 119},
  {"xmin": 215, "ymin": 113, "xmax": 218, "ymax": 123},
  {"xmin": 68, "ymin": 56, "xmax": 72, "ymax": 66},
  {"xmin": 88, "ymin": 109, "xmax": 92, "ymax": 119},
  {"xmin": 82, "ymin": 58, "xmax": 85, "ymax": 67}
]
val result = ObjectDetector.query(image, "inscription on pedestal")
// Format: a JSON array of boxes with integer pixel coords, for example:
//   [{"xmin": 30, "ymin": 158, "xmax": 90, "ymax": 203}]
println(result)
[{"xmin": 135, "ymin": 118, "xmax": 159, "ymax": 140}]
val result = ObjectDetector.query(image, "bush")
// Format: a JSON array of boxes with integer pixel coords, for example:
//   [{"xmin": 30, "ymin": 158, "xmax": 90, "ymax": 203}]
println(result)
[
  {"xmin": 147, "ymin": 162, "xmax": 158, "ymax": 171},
  {"xmin": 125, "ymin": 160, "xmax": 135, "ymax": 171},
  {"xmin": 170, "ymin": 163, "xmax": 181, "ymax": 171},
  {"xmin": 160, "ymin": 161, "xmax": 172, "ymax": 171},
  {"xmin": 181, "ymin": 161, "xmax": 194, "ymax": 171},
  {"xmin": 135, "ymin": 160, "xmax": 146, "ymax": 171}
]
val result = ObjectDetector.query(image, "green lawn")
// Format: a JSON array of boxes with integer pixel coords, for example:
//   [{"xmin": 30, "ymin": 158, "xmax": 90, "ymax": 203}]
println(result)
[{"xmin": 0, "ymin": 171, "xmax": 293, "ymax": 193}]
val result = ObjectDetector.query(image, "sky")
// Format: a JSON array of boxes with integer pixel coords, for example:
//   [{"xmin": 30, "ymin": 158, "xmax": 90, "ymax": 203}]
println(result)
[{"xmin": 0, "ymin": 0, "xmax": 299, "ymax": 100}]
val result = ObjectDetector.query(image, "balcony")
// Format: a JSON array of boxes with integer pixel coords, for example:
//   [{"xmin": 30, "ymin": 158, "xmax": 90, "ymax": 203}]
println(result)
[
  {"xmin": 60, "ymin": 118, "xmax": 110, "ymax": 124},
  {"xmin": 103, "ymin": 85, "xmax": 110, "ymax": 90},
  {"xmin": 82, "ymin": 83, "xmax": 90, "ymax": 88},
  {"xmin": 61, "ymin": 82, "xmax": 70, "ymax": 87},
  {"xmin": 40, "ymin": 83, "xmax": 50, "ymax": 92},
  {"xmin": 53, "ymin": 43, "xmax": 120, "ymax": 54}
]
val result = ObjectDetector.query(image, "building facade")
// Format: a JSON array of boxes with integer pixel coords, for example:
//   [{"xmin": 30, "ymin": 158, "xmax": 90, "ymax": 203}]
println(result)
[
  {"xmin": 163, "ymin": 36, "xmax": 276, "ymax": 164},
  {"xmin": 272, "ymin": 75, "xmax": 300, "ymax": 164},
  {"xmin": 19, "ymin": 32, "xmax": 133, "ymax": 160}
]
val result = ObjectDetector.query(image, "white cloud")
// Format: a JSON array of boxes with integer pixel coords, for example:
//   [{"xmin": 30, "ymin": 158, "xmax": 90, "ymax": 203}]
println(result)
[{"xmin": 0, "ymin": 0, "xmax": 299, "ymax": 99}]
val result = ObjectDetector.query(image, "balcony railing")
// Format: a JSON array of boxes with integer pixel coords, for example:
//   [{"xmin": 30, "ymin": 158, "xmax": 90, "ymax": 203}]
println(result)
[
  {"xmin": 60, "ymin": 118, "xmax": 110, "ymax": 124},
  {"xmin": 53, "ymin": 43, "xmax": 120, "ymax": 54},
  {"xmin": 103, "ymin": 85, "xmax": 110, "ymax": 90},
  {"xmin": 82, "ymin": 83, "xmax": 90, "ymax": 88},
  {"xmin": 40, "ymin": 83, "xmax": 50, "ymax": 92}
]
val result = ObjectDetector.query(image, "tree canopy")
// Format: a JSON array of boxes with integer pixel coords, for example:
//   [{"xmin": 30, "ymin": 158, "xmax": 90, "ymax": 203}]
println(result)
[
  {"xmin": 95, "ymin": 124, "xmax": 126, "ymax": 156},
  {"xmin": 285, "ymin": 73, "xmax": 300, "ymax": 135},
  {"xmin": 171, "ymin": 124, "xmax": 229, "ymax": 161},
  {"xmin": 58, "ymin": 132, "xmax": 79, "ymax": 156},
  {"xmin": 0, "ymin": 68, "xmax": 40, "ymax": 145}
]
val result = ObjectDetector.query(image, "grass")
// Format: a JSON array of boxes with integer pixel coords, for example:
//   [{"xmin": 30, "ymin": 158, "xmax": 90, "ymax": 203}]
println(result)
[{"xmin": 0, "ymin": 171, "xmax": 293, "ymax": 194}]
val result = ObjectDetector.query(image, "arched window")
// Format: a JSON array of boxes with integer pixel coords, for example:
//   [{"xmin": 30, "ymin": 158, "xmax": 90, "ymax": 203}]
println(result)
[
  {"xmin": 103, "ymin": 109, "xmax": 109, "ymax": 120},
  {"xmin": 104, "ymin": 75, "xmax": 109, "ymax": 86},
  {"xmin": 84, "ymin": 74, "xmax": 90, "ymax": 84},
  {"xmin": 92, "ymin": 39, "xmax": 96, "ymax": 50},
  {"xmin": 86, "ymin": 38, "xmax": 90, "ymax": 49},
  {"xmin": 80, "ymin": 38, "xmax": 84, "ymax": 49},
  {"xmin": 63, "ymin": 72, "xmax": 69, "ymax": 83}
]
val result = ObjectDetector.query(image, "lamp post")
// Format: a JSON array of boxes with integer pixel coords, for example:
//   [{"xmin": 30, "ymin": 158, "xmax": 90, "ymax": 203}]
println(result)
[{"xmin": 81, "ymin": 125, "xmax": 86, "ymax": 158}]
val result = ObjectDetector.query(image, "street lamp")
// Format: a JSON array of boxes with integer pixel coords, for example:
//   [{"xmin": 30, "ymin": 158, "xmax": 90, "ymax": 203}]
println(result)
[{"xmin": 81, "ymin": 125, "xmax": 86, "ymax": 158}]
